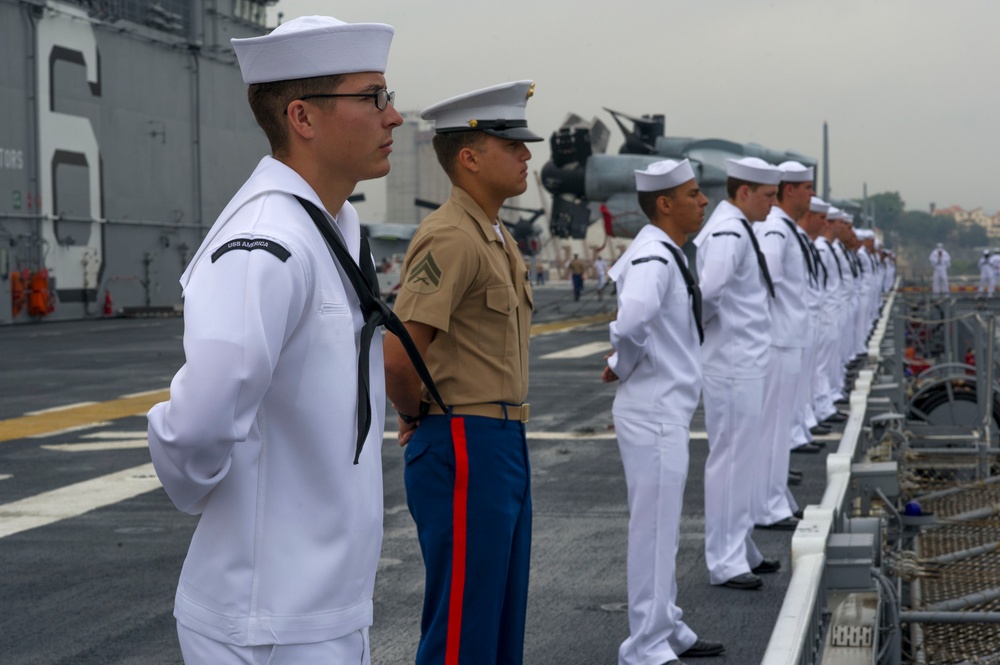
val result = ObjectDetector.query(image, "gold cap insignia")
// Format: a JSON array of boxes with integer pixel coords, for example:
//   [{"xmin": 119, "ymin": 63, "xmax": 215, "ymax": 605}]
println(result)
[
  {"xmin": 526, "ymin": 83, "xmax": 535, "ymax": 100},
  {"xmin": 468, "ymin": 119, "xmax": 478, "ymax": 128}
]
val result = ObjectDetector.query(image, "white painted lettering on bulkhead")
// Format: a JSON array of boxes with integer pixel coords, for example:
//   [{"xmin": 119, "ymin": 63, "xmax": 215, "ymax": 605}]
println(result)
[{"xmin": 1, "ymin": 148, "xmax": 25, "ymax": 170}]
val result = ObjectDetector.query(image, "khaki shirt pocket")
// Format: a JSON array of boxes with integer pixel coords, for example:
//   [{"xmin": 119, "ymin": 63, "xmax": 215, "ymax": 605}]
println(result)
[{"xmin": 479, "ymin": 284, "xmax": 516, "ymax": 357}]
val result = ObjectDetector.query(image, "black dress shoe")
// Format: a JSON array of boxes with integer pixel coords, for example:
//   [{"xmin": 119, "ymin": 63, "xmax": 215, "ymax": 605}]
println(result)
[
  {"xmin": 680, "ymin": 639, "xmax": 725, "ymax": 658},
  {"xmin": 751, "ymin": 558, "xmax": 781, "ymax": 574},
  {"xmin": 721, "ymin": 572, "xmax": 763, "ymax": 590},
  {"xmin": 758, "ymin": 516, "xmax": 799, "ymax": 530},
  {"xmin": 790, "ymin": 467, "xmax": 802, "ymax": 475},
  {"xmin": 792, "ymin": 442, "xmax": 822, "ymax": 453},
  {"xmin": 788, "ymin": 473, "xmax": 802, "ymax": 486},
  {"xmin": 660, "ymin": 661, "xmax": 687, "ymax": 665},
  {"xmin": 823, "ymin": 412, "xmax": 848, "ymax": 424},
  {"xmin": 809, "ymin": 424, "xmax": 832, "ymax": 435}
]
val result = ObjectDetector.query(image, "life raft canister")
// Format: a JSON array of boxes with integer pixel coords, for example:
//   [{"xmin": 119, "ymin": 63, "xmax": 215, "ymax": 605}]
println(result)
[{"xmin": 28, "ymin": 269, "xmax": 55, "ymax": 317}]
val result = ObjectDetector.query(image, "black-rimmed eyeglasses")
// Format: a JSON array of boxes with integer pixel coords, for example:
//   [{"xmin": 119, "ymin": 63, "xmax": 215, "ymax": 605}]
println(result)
[{"xmin": 297, "ymin": 89, "xmax": 395, "ymax": 111}]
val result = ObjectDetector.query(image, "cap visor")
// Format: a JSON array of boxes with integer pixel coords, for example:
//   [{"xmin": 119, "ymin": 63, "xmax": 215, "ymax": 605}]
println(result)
[{"xmin": 484, "ymin": 127, "xmax": 544, "ymax": 142}]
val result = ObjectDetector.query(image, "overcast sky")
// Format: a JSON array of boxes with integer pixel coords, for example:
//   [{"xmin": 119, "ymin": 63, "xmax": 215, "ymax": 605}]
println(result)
[{"xmin": 269, "ymin": 0, "xmax": 1000, "ymax": 222}]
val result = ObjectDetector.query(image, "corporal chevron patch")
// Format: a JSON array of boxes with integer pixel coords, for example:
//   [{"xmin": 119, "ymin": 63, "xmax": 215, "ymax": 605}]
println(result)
[{"xmin": 405, "ymin": 251, "xmax": 443, "ymax": 292}]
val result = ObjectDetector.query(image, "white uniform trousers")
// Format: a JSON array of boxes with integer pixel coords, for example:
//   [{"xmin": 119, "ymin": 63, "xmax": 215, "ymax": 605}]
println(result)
[
  {"xmin": 812, "ymin": 322, "xmax": 840, "ymax": 421},
  {"xmin": 932, "ymin": 268, "xmax": 949, "ymax": 294},
  {"xmin": 854, "ymin": 291, "xmax": 870, "ymax": 355},
  {"xmin": 754, "ymin": 346, "xmax": 800, "ymax": 525},
  {"xmin": 614, "ymin": 416, "xmax": 698, "ymax": 665},
  {"xmin": 839, "ymin": 305, "xmax": 855, "ymax": 367},
  {"xmin": 177, "ymin": 623, "xmax": 370, "ymax": 665},
  {"xmin": 702, "ymin": 374, "xmax": 765, "ymax": 585},
  {"xmin": 980, "ymin": 267, "xmax": 995, "ymax": 295},
  {"xmin": 790, "ymin": 336, "xmax": 819, "ymax": 449}
]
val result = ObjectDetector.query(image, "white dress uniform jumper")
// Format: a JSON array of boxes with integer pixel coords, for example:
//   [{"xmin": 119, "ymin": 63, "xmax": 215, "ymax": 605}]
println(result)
[{"xmin": 148, "ymin": 157, "xmax": 386, "ymax": 648}]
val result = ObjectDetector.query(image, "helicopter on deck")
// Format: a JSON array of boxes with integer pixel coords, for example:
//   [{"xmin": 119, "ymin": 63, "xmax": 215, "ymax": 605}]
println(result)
[{"xmin": 540, "ymin": 109, "xmax": 817, "ymax": 240}]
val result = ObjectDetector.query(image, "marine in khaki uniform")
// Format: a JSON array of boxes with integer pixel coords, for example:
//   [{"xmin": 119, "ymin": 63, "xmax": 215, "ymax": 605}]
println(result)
[{"xmin": 384, "ymin": 80, "xmax": 540, "ymax": 665}]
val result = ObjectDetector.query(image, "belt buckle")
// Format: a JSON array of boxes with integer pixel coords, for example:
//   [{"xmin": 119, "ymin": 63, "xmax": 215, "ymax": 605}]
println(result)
[{"xmin": 519, "ymin": 403, "xmax": 530, "ymax": 423}]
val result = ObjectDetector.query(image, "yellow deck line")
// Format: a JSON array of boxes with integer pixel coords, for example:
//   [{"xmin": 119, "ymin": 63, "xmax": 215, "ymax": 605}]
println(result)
[
  {"xmin": 530, "ymin": 311, "xmax": 614, "ymax": 336},
  {"xmin": 0, "ymin": 391, "xmax": 169, "ymax": 443},
  {"xmin": 1, "ymin": 311, "xmax": 613, "ymax": 442}
]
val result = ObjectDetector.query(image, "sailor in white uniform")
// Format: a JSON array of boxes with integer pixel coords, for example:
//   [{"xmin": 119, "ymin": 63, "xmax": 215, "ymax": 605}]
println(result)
[
  {"xmin": 990, "ymin": 251, "xmax": 1000, "ymax": 296},
  {"xmin": 979, "ymin": 250, "xmax": 994, "ymax": 297},
  {"xmin": 147, "ymin": 16, "xmax": 403, "ymax": 665},
  {"xmin": 602, "ymin": 159, "xmax": 724, "ymax": 665},
  {"xmin": 788, "ymin": 193, "xmax": 830, "ymax": 454},
  {"xmin": 803, "ymin": 198, "xmax": 838, "ymax": 423},
  {"xmin": 693, "ymin": 157, "xmax": 782, "ymax": 591},
  {"xmin": 816, "ymin": 199, "xmax": 850, "ymax": 422},
  {"xmin": 754, "ymin": 161, "xmax": 814, "ymax": 526},
  {"xmin": 833, "ymin": 212, "xmax": 861, "ymax": 375},
  {"xmin": 930, "ymin": 243, "xmax": 951, "ymax": 294}
]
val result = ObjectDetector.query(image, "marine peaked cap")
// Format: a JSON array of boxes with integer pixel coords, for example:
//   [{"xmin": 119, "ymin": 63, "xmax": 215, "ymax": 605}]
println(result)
[
  {"xmin": 232, "ymin": 15, "xmax": 394, "ymax": 84},
  {"xmin": 421, "ymin": 80, "xmax": 543, "ymax": 142}
]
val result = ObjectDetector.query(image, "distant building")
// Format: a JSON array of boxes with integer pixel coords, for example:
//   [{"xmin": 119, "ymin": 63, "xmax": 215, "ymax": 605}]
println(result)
[{"xmin": 932, "ymin": 204, "xmax": 1000, "ymax": 238}]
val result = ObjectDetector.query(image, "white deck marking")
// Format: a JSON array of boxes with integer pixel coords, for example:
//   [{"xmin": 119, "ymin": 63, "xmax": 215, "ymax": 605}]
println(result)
[
  {"xmin": 0, "ymin": 474, "xmax": 11, "ymax": 482},
  {"xmin": 540, "ymin": 341, "xmax": 613, "ymax": 360},
  {"xmin": 41, "ymin": 430, "xmax": 149, "ymax": 452},
  {"xmin": 118, "ymin": 389, "xmax": 167, "ymax": 399},
  {"xmin": 24, "ymin": 401, "xmax": 97, "ymax": 416},
  {"xmin": 0, "ymin": 463, "xmax": 161, "ymax": 539},
  {"xmin": 386, "ymin": 429, "xmax": 705, "ymax": 441},
  {"xmin": 82, "ymin": 431, "xmax": 148, "ymax": 440},
  {"xmin": 28, "ymin": 422, "xmax": 112, "ymax": 439},
  {"xmin": 42, "ymin": 440, "xmax": 149, "ymax": 453}
]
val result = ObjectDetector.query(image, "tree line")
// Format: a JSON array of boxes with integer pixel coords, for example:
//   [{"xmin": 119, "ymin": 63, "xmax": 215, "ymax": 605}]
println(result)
[{"xmin": 865, "ymin": 191, "xmax": 990, "ymax": 278}]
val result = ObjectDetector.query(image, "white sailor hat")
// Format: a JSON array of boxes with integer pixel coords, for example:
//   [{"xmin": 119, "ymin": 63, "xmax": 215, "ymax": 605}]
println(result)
[
  {"xmin": 421, "ymin": 80, "xmax": 543, "ymax": 142},
  {"xmin": 725, "ymin": 157, "xmax": 782, "ymax": 186},
  {"xmin": 777, "ymin": 161, "xmax": 814, "ymax": 183},
  {"xmin": 828, "ymin": 206, "xmax": 842, "ymax": 220},
  {"xmin": 635, "ymin": 159, "xmax": 696, "ymax": 192},
  {"xmin": 809, "ymin": 196, "xmax": 830, "ymax": 214},
  {"xmin": 232, "ymin": 16, "xmax": 394, "ymax": 85}
]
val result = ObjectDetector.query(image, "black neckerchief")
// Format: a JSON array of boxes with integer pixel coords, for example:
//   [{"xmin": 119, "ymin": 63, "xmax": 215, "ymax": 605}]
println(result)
[
  {"xmin": 659, "ymin": 241, "xmax": 704, "ymax": 345},
  {"xmin": 296, "ymin": 196, "xmax": 447, "ymax": 464},
  {"xmin": 738, "ymin": 218, "xmax": 775, "ymax": 298}
]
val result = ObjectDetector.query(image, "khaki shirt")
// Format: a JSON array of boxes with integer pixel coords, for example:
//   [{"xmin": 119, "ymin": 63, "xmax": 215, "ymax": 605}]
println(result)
[{"xmin": 394, "ymin": 187, "xmax": 532, "ymax": 406}]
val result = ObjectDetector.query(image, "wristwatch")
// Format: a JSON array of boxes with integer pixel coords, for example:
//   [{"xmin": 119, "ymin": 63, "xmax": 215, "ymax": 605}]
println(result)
[{"xmin": 398, "ymin": 402, "xmax": 429, "ymax": 424}]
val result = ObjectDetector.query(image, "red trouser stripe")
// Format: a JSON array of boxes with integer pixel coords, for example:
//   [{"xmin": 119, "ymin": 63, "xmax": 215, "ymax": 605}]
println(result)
[{"xmin": 445, "ymin": 417, "xmax": 470, "ymax": 665}]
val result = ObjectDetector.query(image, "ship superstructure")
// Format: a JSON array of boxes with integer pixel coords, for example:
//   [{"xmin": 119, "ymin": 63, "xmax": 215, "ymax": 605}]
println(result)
[{"xmin": 0, "ymin": 0, "xmax": 275, "ymax": 324}]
